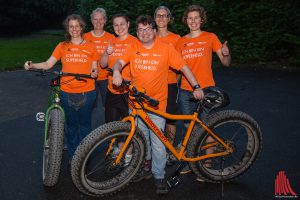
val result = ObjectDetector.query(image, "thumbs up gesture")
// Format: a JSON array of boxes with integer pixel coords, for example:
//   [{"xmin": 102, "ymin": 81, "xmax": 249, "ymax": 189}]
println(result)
[
  {"xmin": 106, "ymin": 41, "xmax": 114, "ymax": 55},
  {"xmin": 221, "ymin": 41, "xmax": 230, "ymax": 56}
]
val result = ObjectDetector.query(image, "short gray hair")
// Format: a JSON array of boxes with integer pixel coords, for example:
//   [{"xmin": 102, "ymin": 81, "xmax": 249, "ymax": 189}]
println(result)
[
  {"xmin": 90, "ymin": 8, "xmax": 107, "ymax": 22},
  {"xmin": 154, "ymin": 5, "xmax": 173, "ymax": 23}
]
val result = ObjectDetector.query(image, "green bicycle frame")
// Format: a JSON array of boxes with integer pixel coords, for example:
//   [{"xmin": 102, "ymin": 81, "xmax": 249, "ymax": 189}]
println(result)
[{"xmin": 43, "ymin": 84, "xmax": 65, "ymax": 143}]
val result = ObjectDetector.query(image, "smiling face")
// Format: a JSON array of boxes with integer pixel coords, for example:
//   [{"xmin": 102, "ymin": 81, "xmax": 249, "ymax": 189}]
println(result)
[
  {"xmin": 186, "ymin": 11, "xmax": 202, "ymax": 32},
  {"xmin": 136, "ymin": 23, "xmax": 156, "ymax": 45},
  {"xmin": 91, "ymin": 12, "xmax": 106, "ymax": 31},
  {"xmin": 113, "ymin": 16, "xmax": 129, "ymax": 38},
  {"xmin": 155, "ymin": 8, "xmax": 170, "ymax": 29},
  {"xmin": 68, "ymin": 19, "xmax": 83, "ymax": 39}
]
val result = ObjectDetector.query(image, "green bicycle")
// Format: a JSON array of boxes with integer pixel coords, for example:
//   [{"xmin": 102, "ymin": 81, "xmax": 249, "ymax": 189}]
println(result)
[{"xmin": 29, "ymin": 69, "xmax": 93, "ymax": 186}]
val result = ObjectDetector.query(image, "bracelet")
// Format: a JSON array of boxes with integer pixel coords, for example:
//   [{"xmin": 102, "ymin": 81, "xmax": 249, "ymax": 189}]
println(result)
[{"xmin": 193, "ymin": 84, "xmax": 201, "ymax": 90}]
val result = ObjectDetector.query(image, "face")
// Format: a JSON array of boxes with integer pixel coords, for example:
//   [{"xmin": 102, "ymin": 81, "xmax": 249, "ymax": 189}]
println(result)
[
  {"xmin": 186, "ymin": 11, "xmax": 202, "ymax": 31},
  {"xmin": 68, "ymin": 20, "xmax": 82, "ymax": 38},
  {"xmin": 155, "ymin": 9, "xmax": 170, "ymax": 29},
  {"xmin": 92, "ymin": 12, "xmax": 106, "ymax": 31},
  {"xmin": 136, "ymin": 23, "xmax": 156, "ymax": 45},
  {"xmin": 113, "ymin": 17, "xmax": 129, "ymax": 37}
]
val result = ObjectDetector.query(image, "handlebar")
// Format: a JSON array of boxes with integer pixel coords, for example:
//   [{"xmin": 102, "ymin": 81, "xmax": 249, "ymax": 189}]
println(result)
[
  {"xmin": 121, "ymin": 79, "xmax": 159, "ymax": 107},
  {"xmin": 28, "ymin": 69, "xmax": 94, "ymax": 79},
  {"xmin": 106, "ymin": 68, "xmax": 159, "ymax": 107}
]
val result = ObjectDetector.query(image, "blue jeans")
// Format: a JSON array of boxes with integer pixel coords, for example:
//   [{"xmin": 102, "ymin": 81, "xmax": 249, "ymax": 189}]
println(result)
[
  {"xmin": 60, "ymin": 90, "xmax": 96, "ymax": 157},
  {"xmin": 96, "ymin": 79, "xmax": 108, "ymax": 107},
  {"xmin": 178, "ymin": 89, "xmax": 207, "ymax": 129},
  {"xmin": 133, "ymin": 110, "xmax": 166, "ymax": 179},
  {"xmin": 91, "ymin": 80, "xmax": 108, "ymax": 127}
]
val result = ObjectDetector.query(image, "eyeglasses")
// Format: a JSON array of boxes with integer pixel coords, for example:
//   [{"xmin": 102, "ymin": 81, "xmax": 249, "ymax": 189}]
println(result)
[
  {"xmin": 137, "ymin": 27, "xmax": 153, "ymax": 34},
  {"xmin": 156, "ymin": 14, "xmax": 169, "ymax": 19}
]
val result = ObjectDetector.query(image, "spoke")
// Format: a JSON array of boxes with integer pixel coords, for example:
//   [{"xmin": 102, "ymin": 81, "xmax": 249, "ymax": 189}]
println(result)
[
  {"xmin": 230, "ymin": 125, "xmax": 243, "ymax": 140},
  {"xmin": 86, "ymin": 159, "xmax": 106, "ymax": 177}
]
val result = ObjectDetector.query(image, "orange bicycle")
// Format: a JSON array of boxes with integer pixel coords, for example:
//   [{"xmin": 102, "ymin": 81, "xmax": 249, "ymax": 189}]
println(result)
[{"xmin": 71, "ymin": 80, "xmax": 262, "ymax": 197}]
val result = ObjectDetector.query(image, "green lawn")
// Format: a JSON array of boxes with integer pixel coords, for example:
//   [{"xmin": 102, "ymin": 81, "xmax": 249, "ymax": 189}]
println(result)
[{"xmin": 0, "ymin": 30, "xmax": 63, "ymax": 71}]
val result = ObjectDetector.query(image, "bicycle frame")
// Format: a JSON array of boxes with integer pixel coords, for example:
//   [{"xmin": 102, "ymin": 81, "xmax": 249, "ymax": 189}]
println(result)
[
  {"xmin": 113, "ymin": 100, "xmax": 233, "ymax": 164},
  {"xmin": 43, "ymin": 77, "xmax": 65, "ymax": 143}
]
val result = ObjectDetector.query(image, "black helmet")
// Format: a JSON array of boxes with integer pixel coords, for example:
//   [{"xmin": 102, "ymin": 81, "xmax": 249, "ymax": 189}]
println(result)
[{"xmin": 202, "ymin": 86, "xmax": 230, "ymax": 112}]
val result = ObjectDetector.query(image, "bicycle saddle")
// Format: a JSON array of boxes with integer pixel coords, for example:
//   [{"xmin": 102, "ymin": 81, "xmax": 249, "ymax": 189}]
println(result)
[{"xmin": 202, "ymin": 86, "xmax": 230, "ymax": 112}]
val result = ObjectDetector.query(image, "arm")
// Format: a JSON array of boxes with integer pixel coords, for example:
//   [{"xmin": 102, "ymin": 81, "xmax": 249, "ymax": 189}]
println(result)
[
  {"xmin": 112, "ymin": 59, "xmax": 127, "ymax": 86},
  {"xmin": 24, "ymin": 56, "xmax": 57, "ymax": 70},
  {"xmin": 216, "ymin": 41, "xmax": 231, "ymax": 67},
  {"xmin": 180, "ymin": 65, "xmax": 204, "ymax": 100}
]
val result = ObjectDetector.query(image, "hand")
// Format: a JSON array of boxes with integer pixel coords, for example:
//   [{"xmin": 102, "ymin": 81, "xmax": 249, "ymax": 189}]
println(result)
[
  {"xmin": 193, "ymin": 88, "xmax": 204, "ymax": 100},
  {"xmin": 221, "ymin": 41, "xmax": 230, "ymax": 56},
  {"xmin": 24, "ymin": 61, "xmax": 32, "ymax": 70},
  {"xmin": 91, "ymin": 69, "xmax": 98, "ymax": 78},
  {"xmin": 112, "ymin": 70, "xmax": 122, "ymax": 86},
  {"xmin": 106, "ymin": 42, "xmax": 114, "ymax": 55}
]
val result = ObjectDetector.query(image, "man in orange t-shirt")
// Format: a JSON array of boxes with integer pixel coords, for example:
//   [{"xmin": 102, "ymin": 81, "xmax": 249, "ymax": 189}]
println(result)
[
  {"xmin": 111, "ymin": 15, "xmax": 203, "ymax": 194},
  {"xmin": 83, "ymin": 8, "xmax": 115, "ymax": 126}
]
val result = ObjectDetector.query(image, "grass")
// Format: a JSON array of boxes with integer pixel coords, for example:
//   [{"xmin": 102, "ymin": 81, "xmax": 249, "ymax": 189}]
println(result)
[{"xmin": 0, "ymin": 30, "xmax": 64, "ymax": 71}]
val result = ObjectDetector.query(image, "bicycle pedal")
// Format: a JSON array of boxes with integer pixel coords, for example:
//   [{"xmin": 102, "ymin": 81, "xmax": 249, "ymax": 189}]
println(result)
[
  {"xmin": 36, "ymin": 112, "xmax": 45, "ymax": 121},
  {"xmin": 167, "ymin": 176, "xmax": 180, "ymax": 188}
]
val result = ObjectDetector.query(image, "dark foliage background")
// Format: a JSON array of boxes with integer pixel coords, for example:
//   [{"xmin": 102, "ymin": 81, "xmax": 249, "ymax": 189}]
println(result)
[{"xmin": 1, "ymin": 0, "xmax": 299, "ymax": 66}]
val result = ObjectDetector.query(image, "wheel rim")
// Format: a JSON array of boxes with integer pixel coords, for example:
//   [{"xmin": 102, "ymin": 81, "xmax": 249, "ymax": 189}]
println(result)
[
  {"xmin": 198, "ymin": 119, "xmax": 259, "ymax": 179},
  {"xmin": 80, "ymin": 131, "xmax": 143, "ymax": 192}
]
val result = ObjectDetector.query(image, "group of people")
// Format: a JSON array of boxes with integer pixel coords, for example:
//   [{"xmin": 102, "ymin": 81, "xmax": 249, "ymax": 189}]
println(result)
[{"xmin": 24, "ymin": 4, "xmax": 230, "ymax": 195}]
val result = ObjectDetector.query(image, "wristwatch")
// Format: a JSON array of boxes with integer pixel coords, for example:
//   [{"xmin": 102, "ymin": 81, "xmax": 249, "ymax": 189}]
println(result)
[{"xmin": 193, "ymin": 84, "xmax": 201, "ymax": 90}]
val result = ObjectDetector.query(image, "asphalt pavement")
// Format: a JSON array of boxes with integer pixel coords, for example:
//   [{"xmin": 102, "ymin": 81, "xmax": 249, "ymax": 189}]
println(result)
[{"xmin": 0, "ymin": 67, "xmax": 299, "ymax": 200}]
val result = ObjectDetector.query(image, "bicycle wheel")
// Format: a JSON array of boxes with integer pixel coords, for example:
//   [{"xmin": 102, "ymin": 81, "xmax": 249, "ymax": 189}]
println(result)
[
  {"xmin": 42, "ymin": 108, "xmax": 64, "ymax": 186},
  {"xmin": 71, "ymin": 121, "xmax": 146, "ymax": 197},
  {"xmin": 188, "ymin": 110, "xmax": 262, "ymax": 183}
]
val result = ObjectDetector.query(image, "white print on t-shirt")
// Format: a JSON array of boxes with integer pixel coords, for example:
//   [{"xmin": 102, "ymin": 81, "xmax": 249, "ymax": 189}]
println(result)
[
  {"xmin": 134, "ymin": 58, "xmax": 158, "ymax": 71},
  {"xmin": 182, "ymin": 47, "xmax": 205, "ymax": 60},
  {"xmin": 66, "ymin": 53, "xmax": 88, "ymax": 63}
]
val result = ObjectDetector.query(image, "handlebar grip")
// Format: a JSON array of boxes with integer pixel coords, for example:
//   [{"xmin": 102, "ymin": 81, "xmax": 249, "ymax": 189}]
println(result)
[
  {"xmin": 148, "ymin": 98, "xmax": 159, "ymax": 107},
  {"xmin": 142, "ymin": 94, "xmax": 159, "ymax": 107}
]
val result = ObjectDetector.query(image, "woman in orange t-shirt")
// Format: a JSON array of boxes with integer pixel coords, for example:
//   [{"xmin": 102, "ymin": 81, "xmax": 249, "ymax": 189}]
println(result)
[
  {"xmin": 177, "ymin": 5, "xmax": 231, "ymax": 116},
  {"xmin": 176, "ymin": 5, "xmax": 231, "ymax": 175},
  {"xmin": 24, "ymin": 14, "xmax": 98, "ymax": 157},
  {"xmin": 83, "ymin": 8, "xmax": 115, "ymax": 126},
  {"xmin": 100, "ymin": 13, "xmax": 137, "ymax": 123},
  {"xmin": 154, "ymin": 6, "xmax": 181, "ymax": 163}
]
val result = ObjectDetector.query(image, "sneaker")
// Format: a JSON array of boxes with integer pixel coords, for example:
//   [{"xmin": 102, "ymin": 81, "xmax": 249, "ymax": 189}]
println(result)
[
  {"xmin": 196, "ymin": 177, "xmax": 206, "ymax": 182},
  {"xmin": 155, "ymin": 178, "xmax": 169, "ymax": 194},
  {"xmin": 179, "ymin": 164, "xmax": 192, "ymax": 174},
  {"xmin": 166, "ymin": 152, "xmax": 175, "ymax": 166},
  {"xmin": 132, "ymin": 160, "xmax": 152, "ymax": 182},
  {"xmin": 123, "ymin": 154, "xmax": 132, "ymax": 167},
  {"xmin": 111, "ymin": 147, "xmax": 120, "ymax": 159}
]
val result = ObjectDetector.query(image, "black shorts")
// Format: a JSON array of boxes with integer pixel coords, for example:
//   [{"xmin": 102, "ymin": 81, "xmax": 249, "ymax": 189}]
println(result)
[
  {"xmin": 166, "ymin": 83, "xmax": 179, "ymax": 124},
  {"xmin": 105, "ymin": 90, "xmax": 129, "ymax": 123}
]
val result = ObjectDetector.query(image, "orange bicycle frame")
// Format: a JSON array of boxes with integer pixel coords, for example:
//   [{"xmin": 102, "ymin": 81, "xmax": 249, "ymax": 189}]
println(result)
[{"xmin": 113, "ymin": 100, "xmax": 233, "ymax": 164}]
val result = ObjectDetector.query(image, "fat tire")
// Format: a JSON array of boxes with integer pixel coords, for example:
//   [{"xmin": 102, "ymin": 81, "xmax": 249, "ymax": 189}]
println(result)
[
  {"xmin": 187, "ymin": 110, "xmax": 262, "ymax": 183},
  {"xmin": 42, "ymin": 108, "xmax": 64, "ymax": 186},
  {"xmin": 71, "ymin": 121, "xmax": 146, "ymax": 197}
]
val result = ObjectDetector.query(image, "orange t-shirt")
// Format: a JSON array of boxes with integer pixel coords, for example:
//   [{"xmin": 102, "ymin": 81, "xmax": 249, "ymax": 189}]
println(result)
[
  {"xmin": 51, "ymin": 41, "xmax": 98, "ymax": 93},
  {"xmin": 120, "ymin": 39, "xmax": 185, "ymax": 111},
  {"xmin": 106, "ymin": 35, "xmax": 138, "ymax": 94},
  {"xmin": 176, "ymin": 31, "xmax": 222, "ymax": 90},
  {"xmin": 157, "ymin": 32, "xmax": 181, "ymax": 84},
  {"xmin": 83, "ymin": 31, "xmax": 115, "ymax": 81}
]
